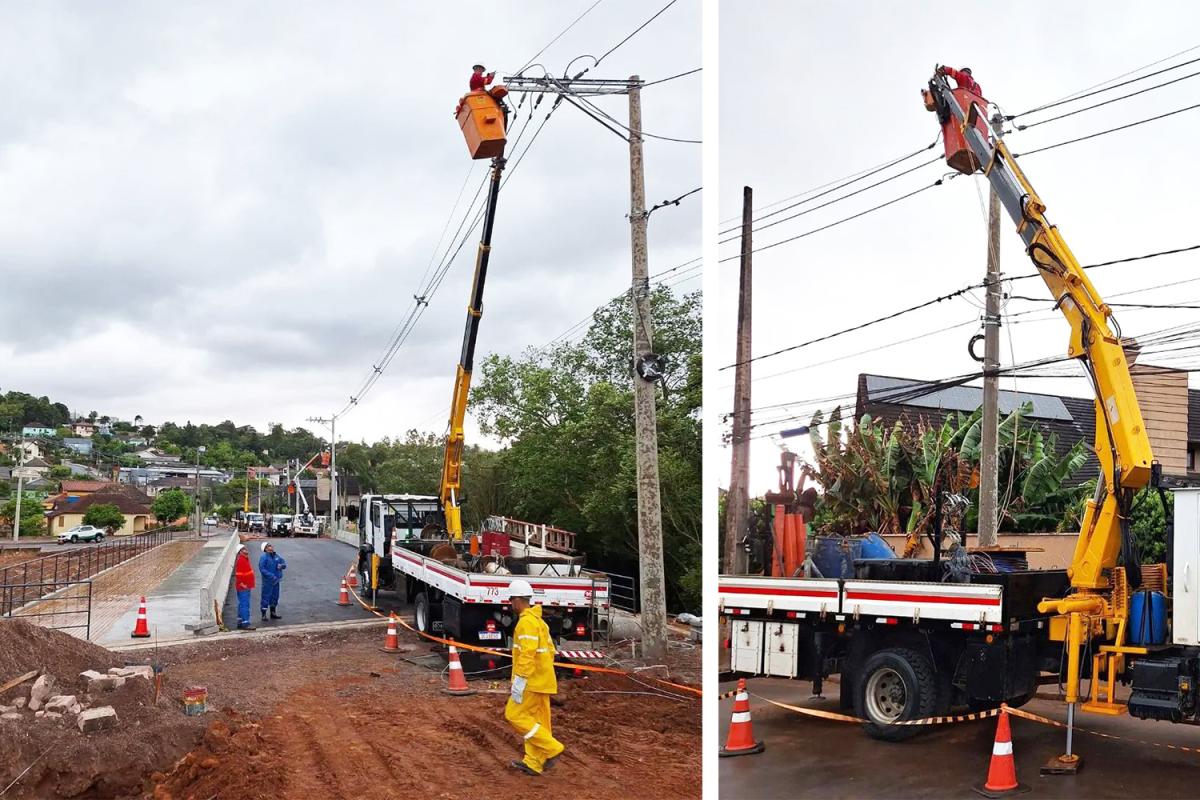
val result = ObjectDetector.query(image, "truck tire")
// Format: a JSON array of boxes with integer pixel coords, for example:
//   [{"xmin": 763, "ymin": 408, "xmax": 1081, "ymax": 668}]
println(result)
[
  {"xmin": 855, "ymin": 647, "xmax": 939, "ymax": 741},
  {"xmin": 414, "ymin": 592, "xmax": 432, "ymax": 634}
]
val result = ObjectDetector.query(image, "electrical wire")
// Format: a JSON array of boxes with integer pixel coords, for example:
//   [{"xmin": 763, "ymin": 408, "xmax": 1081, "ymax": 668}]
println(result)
[
  {"xmin": 1013, "ymin": 100, "xmax": 1200, "ymax": 158},
  {"xmin": 641, "ymin": 67, "xmax": 702, "ymax": 88},
  {"xmin": 1013, "ymin": 68, "xmax": 1200, "ymax": 130},
  {"xmin": 648, "ymin": 186, "xmax": 702, "ymax": 216},
  {"xmin": 596, "ymin": 0, "xmax": 680, "ymax": 65},
  {"xmin": 1009, "ymin": 50, "xmax": 1200, "ymax": 119},
  {"xmin": 515, "ymin": 0, "xmax": 608, "ymax": 74}
]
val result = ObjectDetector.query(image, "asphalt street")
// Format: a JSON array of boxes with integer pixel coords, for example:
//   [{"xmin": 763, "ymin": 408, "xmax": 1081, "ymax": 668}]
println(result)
[
  {"xmin": 718, "ymin": 675, "xmax": 1200, "ymax": 799},
  {"xmin": 221, "ymin": 536, "xmax": 410, "ymax": 629}
]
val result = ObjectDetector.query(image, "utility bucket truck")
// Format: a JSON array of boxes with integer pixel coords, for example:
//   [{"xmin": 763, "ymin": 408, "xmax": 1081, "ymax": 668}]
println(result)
[{"xmin": 720, "ymin": 69, "xmax": 1197, "ymax": 772}]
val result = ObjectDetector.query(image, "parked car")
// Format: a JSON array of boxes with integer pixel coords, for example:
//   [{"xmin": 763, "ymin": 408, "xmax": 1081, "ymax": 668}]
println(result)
[
  {"xmin": 204, "ymin": 515, "xmax": 218, "ymax": 527},
  {"xmin": 57, "ymin": 524, "xmax": 106, "ymax": 544}
]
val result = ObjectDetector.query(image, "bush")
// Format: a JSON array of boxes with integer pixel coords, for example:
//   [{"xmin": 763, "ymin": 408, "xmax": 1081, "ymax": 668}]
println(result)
[{"xmin": 84, "ymin": 503, "xmax": 126, "ymax": 532}]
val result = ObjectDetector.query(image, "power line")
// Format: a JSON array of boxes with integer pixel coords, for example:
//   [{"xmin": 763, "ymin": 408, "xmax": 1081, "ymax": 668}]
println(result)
[
  {"xmin": 648, "ymin": 186, "xmax": 702, "ymax": 216},
  {"xmin": 716, "ymin": 179, "xmax": 948, "ymax": 265},
  {"xmin": 596, "ymin": 0, "xmax": 680, "ymax": 65},
  {"xmin": 717, "ymin": 139, "xmax": 941, "ymax": 236},
  {"xmin": 1013, "ymin": 100, "xmax": 1200, "ymax": 158},
  {"xmin": 516, "ymin": 0, "xmax": 608, "ymax": 74},
  {"xmin": 641, "ymin": 67, "xmax": 702, "ymax": 88},
  {"xmin": 717, "ymin": 156, "xmax": 942, "ymax": 244},
  {"xmin": 1013, "ymin": 68, "xmax": 1200, "ymax": 130},
  {"xmin": 1010, "ymin": 51, "xmax": 1200, "ymax": 118}
]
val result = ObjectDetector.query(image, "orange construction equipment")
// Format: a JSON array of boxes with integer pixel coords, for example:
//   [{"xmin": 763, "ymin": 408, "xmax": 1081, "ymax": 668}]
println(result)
[
  {"xmin": 764, "ymin": 452, "xmax": 808, "ymax": 577},
  {"xmin": 131, "ymin": 596, "xmax": 151, "ymax": 638},
  {"xmin": 974, "ymin": 710, "xmax": 1029, "ymax": 797},
  {"xmin": 455, "ymin": 86, "xmax": 509, "ymax": 160},
  {"xmin": 443, "ymin": 643, "xmax": 477, "ymax": 696},
  {"xmin": 380, "ymin": 613, "xmax": 401, "ymax": 653},
  {"xmin": 719, "ymin": 679, "xmax": 764, "ymax": 757},
  {"xmin": 336, "ymin": 578, "xmax": 352, "ymax": 607}
]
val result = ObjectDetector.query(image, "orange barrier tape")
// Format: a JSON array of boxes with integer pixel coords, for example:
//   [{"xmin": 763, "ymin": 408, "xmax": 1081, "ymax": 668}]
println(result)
[
  {"xmin": 345, "ymin": 563, "xmax": 701, "ymax": 698},
  {"xmin": 752, "ymin": 693, "xmax": 1003, "ymax": 726},
  {"xmin": 1004, "ymin": 704, "xmax": 1200, "ymax": 755}
]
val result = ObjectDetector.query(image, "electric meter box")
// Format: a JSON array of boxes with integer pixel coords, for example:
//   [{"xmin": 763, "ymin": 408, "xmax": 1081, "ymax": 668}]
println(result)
[{"xmin": 1173, "ymin": 487, "xmax": 1200, "ymax": 645}]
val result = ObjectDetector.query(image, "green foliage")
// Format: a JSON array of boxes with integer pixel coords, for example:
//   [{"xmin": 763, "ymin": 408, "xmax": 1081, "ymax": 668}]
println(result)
[
  {"xmin": 805, "ymin": 402, "xmax": 1091, "ymax": 538},
  {"xmin": 0, "ymin": 494, "xmax": 46, "ymax": 536},
  {"xmin": 0, "ymin": 392, "xmax": 70, "ymax": 432},
  {"xmin": 152, "ymin": 488, "xmax": 193, "ymax": 525},
  {"xmin": 157, "ymin": 421, "xmax": 325, "ymax": 468},
  {"xmin": 83, "ymin": 503, "xmax": 126, "ymax": 531},
  {"xmin": 48, "ymin": 465, "xmax": 72, "ymax": 479},
  {"xmin": 471, "ymin": 287, "xmax": 701, "ymax": 611},
  {"xmin": 1131, "ymin": 486, "xmax": 1171, "ymax": 563}
]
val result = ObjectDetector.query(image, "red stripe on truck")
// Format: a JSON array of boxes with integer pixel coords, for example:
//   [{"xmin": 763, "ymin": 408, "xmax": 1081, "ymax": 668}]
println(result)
[
  {"xmin": 426, "ymin": 564, "xmax": 467, "ymax": 584},
  {"xmin": 718, "ymin": 585, "xmax": 838, "ymax": 598},
  {"xmin": 845, "ymin": 590, "xmax": 1000, "ymax": 606}
]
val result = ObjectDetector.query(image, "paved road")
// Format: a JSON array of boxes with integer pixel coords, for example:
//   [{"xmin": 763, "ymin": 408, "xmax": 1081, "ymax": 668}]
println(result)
[
  {"xmin": 221, "ymin": 537, "xmax": 409, "ymax": 628},
  {"xmin": 719, "ymin": 675, "xmax": 1200, "ymax": 799}
]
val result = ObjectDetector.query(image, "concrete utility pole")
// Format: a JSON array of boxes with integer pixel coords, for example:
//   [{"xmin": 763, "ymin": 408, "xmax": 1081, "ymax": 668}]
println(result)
[
  {"xmin": 195, "ymin": 445, "xmax": 206, "ymax": 535},
  {"xmin": 12, "ymin": 439, "xmax": 26, "ymax": 541},
  {"xmin": 307, "ymin": 416, "xmax": 338, "ymax": 536},
  {"xmin": 725, "ymin": 186, "xmax": 754, "ymax": 575},
  {"xmin": 978, "ymin": 178, "xmax": 1003, "ymax": 548},
  {"xmin": 627, "ymin": 75, "xmax": 668, "ymax": 662}
]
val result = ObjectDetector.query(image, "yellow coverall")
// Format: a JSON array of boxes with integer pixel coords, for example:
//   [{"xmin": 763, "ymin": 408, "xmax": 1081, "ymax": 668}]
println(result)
[{"xmin": 504, "ymin": 604, "xmax": 564, "ymax": 773}]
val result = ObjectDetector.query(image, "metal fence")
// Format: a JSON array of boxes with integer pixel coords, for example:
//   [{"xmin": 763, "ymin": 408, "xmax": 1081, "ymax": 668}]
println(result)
[
  {"xmin": 0, "ymin": 527, "xmax": 177, "ymax": 617},
  {"xmin": 2, "ymin": 580, "xmax": 92, "ymax": 639},
  {"xmin": 594, "ymin": 569, "xmax": 638, "ymax": 614}
]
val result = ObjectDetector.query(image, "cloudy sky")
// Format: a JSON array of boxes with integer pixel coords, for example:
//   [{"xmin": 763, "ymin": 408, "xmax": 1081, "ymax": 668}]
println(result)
[
  {"xmin": 0, "ymin": 1, "xmax": 700, "ymax": 445},
  {"xmin": 718, "ymin": 0, "xmax": 1200, "ymax": 492}
]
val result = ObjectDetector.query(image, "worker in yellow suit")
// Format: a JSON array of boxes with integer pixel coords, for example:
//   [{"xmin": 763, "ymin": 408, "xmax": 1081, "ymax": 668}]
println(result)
[{"xmin": 504, "ymin": 578, "xmax": 565, "ymax": 776}]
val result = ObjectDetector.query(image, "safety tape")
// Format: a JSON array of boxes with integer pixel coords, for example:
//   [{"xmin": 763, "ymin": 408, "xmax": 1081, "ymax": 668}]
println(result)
[
  {"xmin": 749, "ymin": 691, "xmax": 1200, "ymax": 751},
  {"xmin": 344, "ymin": 562, "xmax": 701, "ymax": 698}
]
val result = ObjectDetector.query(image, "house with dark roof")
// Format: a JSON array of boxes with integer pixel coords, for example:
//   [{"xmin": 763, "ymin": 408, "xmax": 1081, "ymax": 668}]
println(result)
[{"xmin": 855, "ymin": 364, "xmax": 1200, "ymax": 487}]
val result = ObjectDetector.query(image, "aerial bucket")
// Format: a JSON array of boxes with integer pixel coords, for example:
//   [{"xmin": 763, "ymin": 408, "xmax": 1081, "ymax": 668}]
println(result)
[{"xmin": 456, "ymin": 88, "xmax": 508, "ymax": 160}]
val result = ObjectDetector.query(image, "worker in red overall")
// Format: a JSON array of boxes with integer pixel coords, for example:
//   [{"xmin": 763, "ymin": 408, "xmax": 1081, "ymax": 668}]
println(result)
[
  {"xmin": 469, "ymin": 64, "xmax": 495, "ymax": 92},
  {"xmin": 938, "ymin": 65, "xmax": 984, "ymax": 101}
]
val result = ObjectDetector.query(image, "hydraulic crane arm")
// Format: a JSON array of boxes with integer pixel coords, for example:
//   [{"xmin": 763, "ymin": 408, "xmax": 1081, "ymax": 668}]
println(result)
[
  {"xmin": 439, "ymin": 155, "xmax": 506, "ymax": 540},
  {"xmin": 928, "ymin": 74, "xmax": 1154, "ymax": 592}
]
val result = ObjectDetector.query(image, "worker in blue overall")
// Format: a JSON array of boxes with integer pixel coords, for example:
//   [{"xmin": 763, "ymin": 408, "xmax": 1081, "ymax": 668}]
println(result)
[{"xmin": 258, "ymin": 542, "xmax": 287, "ymax": 622}]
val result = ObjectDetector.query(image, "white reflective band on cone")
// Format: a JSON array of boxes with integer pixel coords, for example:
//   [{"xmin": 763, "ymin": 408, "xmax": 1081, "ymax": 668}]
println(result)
[
  {"xmin": 731, "ymin": 712, "xmax": 751, "ymax": 723},
  {"xmin": 993, "ymin": 741, "xmax": 1013, "ymax": 756},
  {"xmin": 524, "ymin": 723, "xmax": 541, "ymax": 740},
  {"xmin": 449, "ymin": 661, "xmax": 463, "ymax": 670}
]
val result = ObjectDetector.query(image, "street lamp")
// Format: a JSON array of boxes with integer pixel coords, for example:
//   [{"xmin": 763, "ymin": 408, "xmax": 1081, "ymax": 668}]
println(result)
[{"xmin": 195, "ymin": 445, "xmax": 206, "ymax": 534}]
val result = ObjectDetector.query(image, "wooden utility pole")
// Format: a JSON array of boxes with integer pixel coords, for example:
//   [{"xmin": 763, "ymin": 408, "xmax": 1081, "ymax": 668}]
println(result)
[
  {"xmin": 725, "ymin": 186, "xmax": 753, "ymax": 575},
  {"xmin": 978, "ymin": 183, "xmax": 1003, "ymax": 548},
  {"xmin": 627, "ymin": 75, "xmax": 667, "ymax": 662}
]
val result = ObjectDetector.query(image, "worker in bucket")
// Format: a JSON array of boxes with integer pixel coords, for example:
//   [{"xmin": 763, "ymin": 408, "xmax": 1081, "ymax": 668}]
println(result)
[
  {"xmin": 504, "ymin": 578, "xmax": 565, "ymax": 776},
  {"xmin": 937, "ymin": 64, "xmax": 984, "ymax": 100},
  {"xmin": 233, "ymin": 544, "xmax": 256, "ymax": 631},
  {"xmin": 258, "ymin": 541, "xmax": 287, "ymax": 622},
  {"xmin": 469, "ymin": 63, "xmax": 495, "ymax": 92}
]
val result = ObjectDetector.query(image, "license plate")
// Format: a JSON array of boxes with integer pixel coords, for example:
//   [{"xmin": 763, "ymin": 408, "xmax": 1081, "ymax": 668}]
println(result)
[{"xmin": 478, "ymin": 631, "xmax": 502, "ymax": 641}]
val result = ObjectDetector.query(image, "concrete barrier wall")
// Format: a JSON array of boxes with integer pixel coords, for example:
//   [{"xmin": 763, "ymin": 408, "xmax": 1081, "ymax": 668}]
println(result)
[
  {"xmin": 331, "ymin": 528, "xmax": 359, "ymax": 548},
  {"xmin": 198, "ymin": 532, "xmax": 240, "ymax": 623}
]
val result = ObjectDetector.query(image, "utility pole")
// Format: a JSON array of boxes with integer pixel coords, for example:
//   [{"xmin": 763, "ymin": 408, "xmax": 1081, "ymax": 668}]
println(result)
[
  {"xmin": 12, "ymin": 439, "xmax": 26, "ymax": 541},
  {"xmin": 725, "ymin": 186, "xmax": 753, "ymax": 575},
  {"xmin": 307, "ymin": 416, "xmax": 338, "ymax": 536},
  {"xmin": 627, "ymin": 75, "xmax": 668, "ymax": 662},
  {"xmin": 195, "ymin": 445, "xmax": 206, "ymax": 535},
  {"xmin": 978, "ymin": 116, "xmax": 1005, "ymax": 549}
]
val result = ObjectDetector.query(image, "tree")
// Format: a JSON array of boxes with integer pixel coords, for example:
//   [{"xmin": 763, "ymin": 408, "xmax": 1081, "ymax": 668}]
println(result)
[
  {"xmin": 84, "ymin": 503, "xmax": 126, "ymax": 532},
  {"xmin": 0, "ymin": 495, "xmax": 45, "ymax": 537},
  {"xmin": 49, "ymin": 465, "xmax": 72, "ymax": 479},
  {"xmin": 152, "ymin": 488, "xmax": 193, "ymax": 526},
  {"xmin": 471, "ymin": 287, "xmax": 701, "ymax": 611}
]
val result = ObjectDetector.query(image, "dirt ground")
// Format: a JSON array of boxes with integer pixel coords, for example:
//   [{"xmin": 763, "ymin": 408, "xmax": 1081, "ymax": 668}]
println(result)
[{"xmin": 0, "ymin": 620, "xmax": 700, "ymax": 799}]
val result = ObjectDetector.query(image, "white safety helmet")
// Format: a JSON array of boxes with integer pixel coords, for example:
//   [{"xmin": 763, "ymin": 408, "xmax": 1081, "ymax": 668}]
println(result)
[{"xmin": 507, "ymin": 578, "xmax": 534, "ymax": 600}]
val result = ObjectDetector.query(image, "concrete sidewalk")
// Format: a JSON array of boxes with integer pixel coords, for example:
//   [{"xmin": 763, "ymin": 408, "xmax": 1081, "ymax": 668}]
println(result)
[{"xmin": 94, "ymin": 533, "xmax": 239, "ymax": 646}]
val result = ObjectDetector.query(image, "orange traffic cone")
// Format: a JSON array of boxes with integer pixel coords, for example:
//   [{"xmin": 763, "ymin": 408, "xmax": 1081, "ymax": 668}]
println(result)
[
  {"xmin": 974, "ymin": 710, "xmax": 1029, "ymax": 797},
  {"xmin": 443, "ymin": 643, "xmax": 476, "ymax": 696},
  {"xmin": 131, "ymin": 596, "xmax": 151, "ymax": 638},
  {"xmin": 380, "ymin": 613, "xmax": 401, "ymax": 653},
  {"xmin": 719, "ymin": 679, "xmax": 764, "ymax": 757},
  {"xmin": 337, "ymin": 578, "xmax": 351, "ymax": 606},
  {"xmin": 346, "ymin": 567, "xmax": 358, "ymax": 588}
]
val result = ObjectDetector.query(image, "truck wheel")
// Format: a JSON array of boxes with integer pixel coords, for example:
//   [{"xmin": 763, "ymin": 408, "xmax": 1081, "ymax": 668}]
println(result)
[
  {"xmin": 414, "ymin": 592, "xmax": 431, "ymax": 634},
  {"xmin": 855, "ymin": 647, "xmax": 938, "ymax": 741}
]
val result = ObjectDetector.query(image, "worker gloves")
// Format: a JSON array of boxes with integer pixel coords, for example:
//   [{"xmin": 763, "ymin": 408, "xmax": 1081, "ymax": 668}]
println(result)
[{"xmin": 511, "ymin": 675, "xmax": 527, "ymax": 705}]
